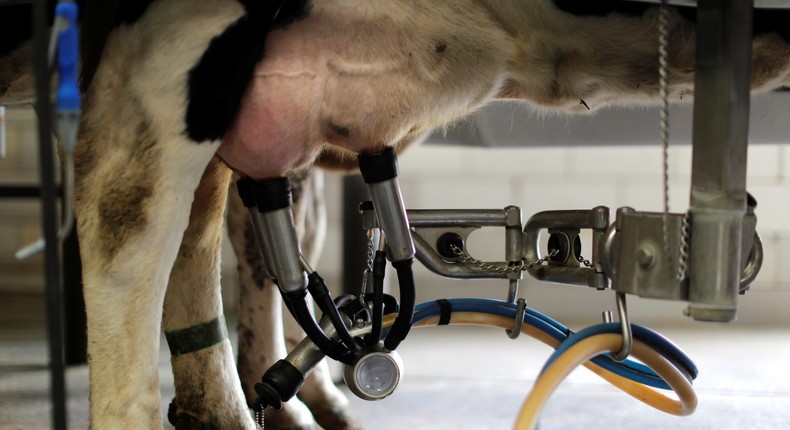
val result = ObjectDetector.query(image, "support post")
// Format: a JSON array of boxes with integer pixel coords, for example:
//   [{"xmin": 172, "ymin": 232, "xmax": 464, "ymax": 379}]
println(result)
[
  {"xmin": 687, "ymin": 0, "xmax": 753, "ymax": 322},
  {"xmin": 33, "ymin": 0, "xmax": 68, "ymax": 427}
]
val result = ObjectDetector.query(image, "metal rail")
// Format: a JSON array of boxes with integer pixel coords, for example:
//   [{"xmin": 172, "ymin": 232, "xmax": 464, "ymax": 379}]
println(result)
[
  {"xmin": 686, "ymin": 0, "xmax": 754, "ymax": 322},
  {"xmin": 33, "ymin": 0, "xmax": 68, "ymax": 427},
  {"xmin": 629, "ymin": 0, "xmax": 790, "ymax": 7}
]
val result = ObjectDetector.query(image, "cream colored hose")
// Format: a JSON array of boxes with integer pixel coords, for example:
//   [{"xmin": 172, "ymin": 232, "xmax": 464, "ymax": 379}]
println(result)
[{"xmin": 397, "ymin": 313, "xmax": 697, "ymax": 429}]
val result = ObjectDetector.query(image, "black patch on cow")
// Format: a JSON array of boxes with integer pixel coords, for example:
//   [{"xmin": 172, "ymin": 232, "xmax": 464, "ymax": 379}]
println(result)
[{"xmin": 184, "ymin": 0, "xmax": 312, "ymax": 143}]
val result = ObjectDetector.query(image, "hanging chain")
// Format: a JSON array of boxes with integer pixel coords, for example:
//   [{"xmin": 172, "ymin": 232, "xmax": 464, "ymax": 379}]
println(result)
[
  {"xmin": 577, "ymin": 255, "xmax": 592, "ymax": 268},
  {"xmin": 450, "ymin": 244, "xmax": 558, "ymax": 274},
  {"xmin": 359, "ymin": 230, "xmax": 376, "ymax": 296},
  {"xmin": 657, "ymin": 1, "xmax": 690, "ymax": 283},
  {"xmin": 659, "ymin": 0, "xmax": 672, "ymax": 272},
  {"xmin": 676, "ymin": 212, "xmax": 691, "ymax": 282},
  {"xmin": 255, "ymin": 410, "xmax": 264, "ymax": 430}
]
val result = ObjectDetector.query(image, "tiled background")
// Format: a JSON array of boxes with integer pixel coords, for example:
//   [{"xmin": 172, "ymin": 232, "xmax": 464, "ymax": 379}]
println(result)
[
  {"xmin": 0, "ymin": 107, "xmax": 45, "ymax": 292},
  {"xmin": 1, "ymin": 103, "xmax": 788, "ymax": 325}
]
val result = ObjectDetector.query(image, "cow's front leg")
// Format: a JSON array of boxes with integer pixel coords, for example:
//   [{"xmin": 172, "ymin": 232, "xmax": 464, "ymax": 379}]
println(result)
[
  {"xmin": 163, "ymin": 158, "xmax": 254, "ymax": 429},
  {"xmin": 75, "ymin": 124, "xmax": 222, "ymax": 428}
]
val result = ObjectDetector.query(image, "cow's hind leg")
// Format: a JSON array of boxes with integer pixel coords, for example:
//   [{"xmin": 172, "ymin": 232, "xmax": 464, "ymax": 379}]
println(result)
[
  {"xmin": 230, "ymin": 170, "xmax": 361, "ymax": 430},
  {"xmin": 283, "ymin": 172, "xmax": 362, "ymax": 430},
  {"xmin": 163, "ymin": 158, "xmax": 255, "ymax": 429},
  {"xmin": 228, "ymin": 174, "xmax": 319, "ymax": 430}
]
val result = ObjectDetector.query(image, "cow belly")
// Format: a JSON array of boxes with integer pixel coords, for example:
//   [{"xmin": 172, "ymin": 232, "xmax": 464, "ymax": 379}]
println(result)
[
  {"xmin": 216, "ymin": 0, "xmax": 512, "ymax": 180},
  {"xmin": 216, "ymin": 14, "xmax": 421, "ymax": 179},
  {"xmin": 217, "ymin": 70, "xmax": 323, "ymax": 180},
  {"xmin": 216, "ymin": 64, "xmax": 418, "ymax": 180}
]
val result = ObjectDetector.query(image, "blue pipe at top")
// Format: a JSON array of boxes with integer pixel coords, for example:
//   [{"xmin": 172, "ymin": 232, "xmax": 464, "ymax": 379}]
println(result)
[{"xmin": 55, "ymin": 2, "xmax": 80, "ymax": 112}]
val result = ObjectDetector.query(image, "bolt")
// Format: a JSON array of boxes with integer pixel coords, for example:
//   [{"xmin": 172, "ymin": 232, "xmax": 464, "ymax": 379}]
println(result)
[
  {"xmin": 437, "ymin": 233, "xmax": 465, "ymax": 259},
  {"xmin": 637, "ymin": 246, "xmax": 654, "ymax": 269}
]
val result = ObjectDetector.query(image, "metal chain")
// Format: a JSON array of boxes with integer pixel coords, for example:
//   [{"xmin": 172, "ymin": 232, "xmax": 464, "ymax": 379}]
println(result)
[
  {"xmin": 658, "ymin": 0, "xmax": 673, "ymax": 275},
  {"xmin": 359, "ymin": 230, "xmax": 376, "ymax": 296},
  {"xmin": 255, "ymin": 410, "xmax": 264, "ymax": 430},
  {"xmin": 577, "ymin": 255, "xmax": 592, "ymax": 268},
  {"xmin": 450, "ymin": 244, "xmax": 558, "ymax": 274},
  {"xmin": 659, "ymin": 0, "xmax": 670, "ymax": 218},
  {"xmin": 366, "ymin": 230, "xmax": 375, "ymax": 270},
  {"xmin": 657, "ymin": 1, "xmax": 691, "ymax": 283},
  {"xmin": 676, "ymin": 212, "xmax": 691, "ymax": 282}
]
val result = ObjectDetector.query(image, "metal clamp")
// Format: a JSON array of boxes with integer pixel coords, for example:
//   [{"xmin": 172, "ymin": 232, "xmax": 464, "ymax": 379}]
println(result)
[{"xmin": 506, "ymin": 298, "xmax": 527, "ymax": 340}]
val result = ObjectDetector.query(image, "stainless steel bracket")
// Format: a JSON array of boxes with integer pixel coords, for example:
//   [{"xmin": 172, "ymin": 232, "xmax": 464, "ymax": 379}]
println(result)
[
  {"xmin": 522, "ymin": 206, "xmax": 610, "ymax": 289},
  {"xmin": 607, "ymin": 208, "xmax": 688, "ymax": 301},
  {"xmin": 408, "ymin": 207, "xmax": 524, "ymax": 280}
]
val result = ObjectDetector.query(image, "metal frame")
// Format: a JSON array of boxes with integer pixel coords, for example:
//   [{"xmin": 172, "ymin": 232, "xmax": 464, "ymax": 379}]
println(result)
[
  {"xmin": 687, "ymin": 0, "xmax": 754, "ymax": 321},
  {"xmin": 33, "ymin": 0, "xmax": 68, "ymax": 428}
]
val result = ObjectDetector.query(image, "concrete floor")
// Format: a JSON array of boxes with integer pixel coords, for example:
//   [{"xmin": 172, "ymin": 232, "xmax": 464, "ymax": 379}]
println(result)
[{"xmin": 2, "ymin": 293, "xmax": 790, "ymax": 430}]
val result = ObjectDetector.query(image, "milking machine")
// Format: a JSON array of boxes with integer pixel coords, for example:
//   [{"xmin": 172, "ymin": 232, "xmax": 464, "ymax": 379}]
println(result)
[
  {"xmin": 246, "ymin": 1, "xmax": 770, "ymax": 428},
  {"xmin": 246, "ymin": 152, "xmax": 762, "ymax": 427}
]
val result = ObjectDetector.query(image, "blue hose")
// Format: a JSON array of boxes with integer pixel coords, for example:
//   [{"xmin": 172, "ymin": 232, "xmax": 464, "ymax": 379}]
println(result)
[{"xmin": 411, "ymin": 298, "xmax": 697, "ymax": 390}]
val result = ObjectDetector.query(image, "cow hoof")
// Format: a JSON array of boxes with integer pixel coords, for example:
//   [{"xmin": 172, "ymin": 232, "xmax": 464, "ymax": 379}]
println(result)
[
  {"xmin": 168, "ymin": 400, "xmax": 216, "ymax": 430},
  {"xmin": 263, "ymin": 409, "xmax": 319, "ymax": 430},
  {"xmin": 310, "ymin": 405, "xmax": 364, "ymax": 430},
  {"xmin": 168, "ymin": 399, "xmax": 254, "ymax": 430}
]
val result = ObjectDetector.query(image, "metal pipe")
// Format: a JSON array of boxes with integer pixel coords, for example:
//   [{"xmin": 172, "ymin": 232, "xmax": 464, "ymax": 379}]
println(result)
[
  {"xmin": 628, "ymin": 0, "xmax": 789, "ymax": 8},
  {"xmin": 368, "ymin": 179, "xmax": 414, "ymax": 263},
  {"xmin": 686, "ymin": 0, "xmax": 753, "ymax": 322},
  {"xmin": 407, "ymin": 209, "xmax": 509, "ymax": 227},
  {"xmin": 505, "ymin": 206, "xmax": 523, "ymax": 302},
  {"xmin": 260, "ymin": 207, "xmax": 308, "ymax": 294},
  {"xmin": 33, "ymin": 0, "xmax": 68, "ymax": 426},
  {"xmin": 0, "ymin": 106, "xmax": 6, "ymax": 159},
  {"xmin": 246, "ymin": 208, "xmax": 276, "ymax": 279}
]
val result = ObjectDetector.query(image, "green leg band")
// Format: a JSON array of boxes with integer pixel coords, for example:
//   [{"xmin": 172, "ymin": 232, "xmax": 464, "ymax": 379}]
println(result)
[{"xmin": 165, "ymin": 315, "xmax": 229, "ymax": 357}]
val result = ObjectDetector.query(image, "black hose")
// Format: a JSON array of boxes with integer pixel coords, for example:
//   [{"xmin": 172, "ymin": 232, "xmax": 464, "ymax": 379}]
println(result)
[
  {"xmin": 384, "ymin": 258, "xmax": 416, "ymax": 351},
  {"xmin": 253, "ymin": 359, "xmax": 305, "ymax": 411},
  {"xmin": 284, "ymin": 291, "xmax": 354, "ymax": 364},
  {"xmin": 368, "ymin": 250, "xmax": 387, "ymax": 346},
  {"xmin": 307, "ymin": 272, "xmax": 360, "ymax": 352}
]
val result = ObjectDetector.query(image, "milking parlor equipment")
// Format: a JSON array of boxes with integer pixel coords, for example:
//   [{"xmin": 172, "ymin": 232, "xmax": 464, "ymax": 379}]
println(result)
[
  {"xmin": 243, "ymin": 1, "xmax": 771, "ymax": 428},
  {"xmin": 17, "ymin": 1, "xmax": 83, "ymax": 429}
]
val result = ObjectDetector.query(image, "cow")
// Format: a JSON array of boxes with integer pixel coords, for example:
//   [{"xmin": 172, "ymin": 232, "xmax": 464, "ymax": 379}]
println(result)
[
  {"xmin": 2, "ymin": 0, "xmax": 790, "ymax": 429},
  {"xmin": 1, "ymin": 2, "xmax": 362, "ymax": 429}
]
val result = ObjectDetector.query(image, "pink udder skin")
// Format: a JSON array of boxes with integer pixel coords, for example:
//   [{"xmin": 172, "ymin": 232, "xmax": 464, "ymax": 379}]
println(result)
[
  {"xmin": 217, "ymin": 68, "xmax": 323, "ymax": 181},
  {"xmin": 215, "ymin": 4, "xmax": 433, "ymax": 181},
  {"xmin": 215, "ymin": 11, "xmax": 393, "ymax": 181},
  {"xmin": 216, "ymin": 1, "xmax": 508, "ymax": 180}
]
